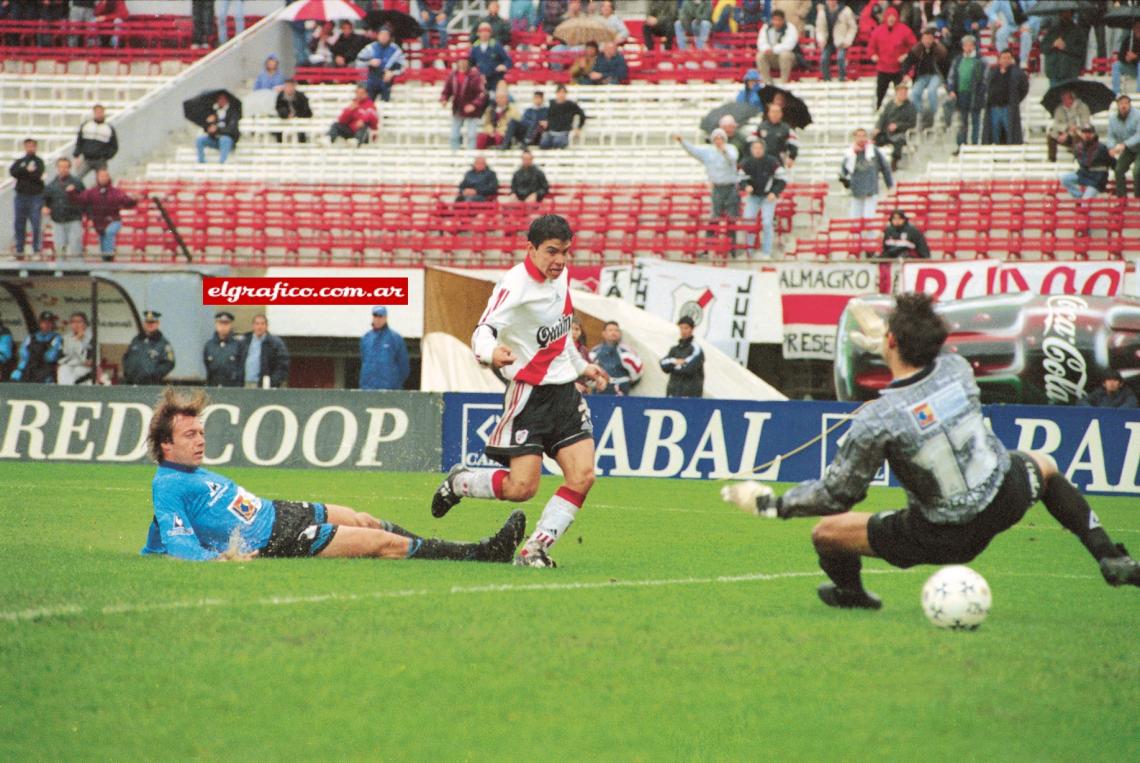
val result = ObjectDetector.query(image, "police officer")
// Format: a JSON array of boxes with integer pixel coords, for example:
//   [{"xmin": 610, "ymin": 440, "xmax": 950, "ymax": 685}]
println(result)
[
  {"xmin": 659, "ymin": 316, "xmax": 704, "ymax": 398},
  {"xmin": 122, "ymin": 309, "xmax": 175, "ymax": 385},
  {"xmin": 0, "ymin": 317, "xmax": 14, "ymax": 380},
  {"xmin": 11, "ymin": 311, "xmax": 63, "ymax": 383},
  {"xmin": 203, "ymin": 311, "xmax": 245, "ymax": 387}
]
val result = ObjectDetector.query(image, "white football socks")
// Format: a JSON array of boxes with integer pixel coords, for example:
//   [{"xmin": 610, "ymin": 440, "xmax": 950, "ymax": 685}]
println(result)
[
  {"xmin": 453, "ymin": 468, "xmax": 506, "ymax": 499},
  {"xmin": 529, "ymin": 487, "xmax": 585, "ymax": 549}
]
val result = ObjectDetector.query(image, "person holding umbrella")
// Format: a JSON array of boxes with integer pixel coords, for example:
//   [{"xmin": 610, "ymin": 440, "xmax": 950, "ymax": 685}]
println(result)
[
  {"xmin": 1048, "ymin": 88, "xmax": 1091, "ymax": 162},
  {"xmin": 1108, "ymin": 94, "xmax": 1140, "ymax": 198},
  {"xmin": 356, "ymin": 25, "xmax": 406, "ymax": 103},
  {"xmin": 192, "ymin": 92, "xmax": 240, "ymax": 164},
  {"xmin": 1042, "ymin": 9, "xmax": 1085, "ymax": 88}
]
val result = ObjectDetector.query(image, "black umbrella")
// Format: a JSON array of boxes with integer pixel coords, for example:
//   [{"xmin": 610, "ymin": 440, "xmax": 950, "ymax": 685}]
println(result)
[
  {"xmin": 1041, "ymin": 79, "xmax": 1116, "ymax": 116},
  {"xmin": 1026, "ymin": 0, "xmax": 1084, "ymax": 16},
  {"xmin": 759, "ymin": 85, "xmax": 812, "ymax": 129},
  {"xmin": 700, "ymin": 102, "xmax": 761, "ymax": 134},
  {"xmin": 1103, "ymin": 4, "xmax": 1140, "ymax": 29},
  {"xmin": 364, "ymin": 9, "xmax": 422, "ymax": 40},
  {"xmin": 182, "ymin": 89, "xmax": 242, "ymax": 129}
]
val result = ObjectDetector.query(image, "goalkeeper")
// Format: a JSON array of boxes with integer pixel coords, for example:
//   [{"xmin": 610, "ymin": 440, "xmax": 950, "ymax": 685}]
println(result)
[
  {"xmin": 723, "ymin": 293, "xmax": 1139, "ymax": 609},
  {"xmin": 142, "ymin": 388, "xmax": 524, "ymax": 563}
]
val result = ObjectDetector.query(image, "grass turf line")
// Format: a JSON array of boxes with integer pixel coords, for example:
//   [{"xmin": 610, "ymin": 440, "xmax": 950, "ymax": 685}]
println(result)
[{"xmin": 1, "ymin": 463, "xmax": 1137, "ymax": 761}]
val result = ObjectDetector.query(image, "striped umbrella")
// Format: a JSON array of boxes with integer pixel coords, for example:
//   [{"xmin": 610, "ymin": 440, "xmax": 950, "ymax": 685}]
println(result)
[{"xmin": 278, "ymin": 0, "xmax": 365, "ymax": 22}]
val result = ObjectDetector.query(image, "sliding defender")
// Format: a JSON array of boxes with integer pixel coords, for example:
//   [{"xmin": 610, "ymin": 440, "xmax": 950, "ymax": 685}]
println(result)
[{"xmin": 723, "ymin": 293, "xmax": 1139, "ymax": 608}]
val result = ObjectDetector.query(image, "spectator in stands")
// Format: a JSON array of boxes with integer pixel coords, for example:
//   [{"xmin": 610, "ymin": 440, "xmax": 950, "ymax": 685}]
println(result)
[
  {"xmin": 1042, "ymin": 9, "xmax": 1084, "ymax": 88},
  {"xmin": 939, "ymin": 0, "xmax": 987, "ymax": 59},
  {"xmin": 511, "ymin": 150, "xmax": 549, "ymax": 202},
  {"xmin": 874, "ymin": 82, "xmax": 917, "ymax": 170},
  {"xmin": 881, "ymin": 208, "xmax": 930, "ymax": 258},
  {"xmin": 541, "ymin": 0, "xmax": 569, "ymax": 34},
  {"xmin": 589, "ymin": 41, "xmax": 628, "ymax": 84},
  {"xmin": 868, "ymin": 6, "xmax": 916, "ymax": 107},
  {"xmin": 94, "ymin": 0, "xmax": 128, "ymax": 48},
  {"xmin": 195, "ymin": 93, "xmax": 240, "ymax": 164},
  {"xmin": 720, "ymin": 115, "xmax": 749, "ymax": 162},
  {"xmin": 660, "ymin": 317, "xmax": 704, "ymax": 398},
  {"xmin": 1048, "ymin": 88, "xmax": 1090, "ymax": 162},
  {"xmin": 68, "ymin": 0, "xmax": 97, "ymax": 48},
  {"xmin": 590, "ymin": 321, "xmax": 642, "ymax": 395},
  {"xmin": 570, "ymin": 41, "xmax": 599, "ymax": 83},
  {"xmin": 122, "ymin": 310, "xmax": 175, "ymax": 386},
  {"xmin": 675, "ymin": 129, "xmax": 740, "ymax": 254},
  {"xmin": 441, "ymin": 58, "xmax": 488, "ymax": 150},
  {"xmin": 473, "ymin": 0, "xmax": 512, "ymax": 46},
  {"xmin": 676, "ymin": 0, "xmax": 713, "ymax": 50},
  {"xmin": 1061, "ymin": 125, "xmax": 1112, "ymax": 200},
  {"xmin": 275, "ymin": 79, "xmax": 313, "ymax": 143},
  {"xmin": 1114, "ymin": 20, "xmax": 1140, "ymax": 96},
  {"xmin": 986, "ymin": 0, "xmax": 1019, "ymax": 54},
  {"xmin": 471, "ymin": 21, "xmax": 513, "ymax": 93},
  {"xmin": 756, "ymin": 9, "xmax": 799, "ymax": 83},
  {"xmin": 539, "ymin": 85, "xmax": 587, "ymax": 149},
  {"xmin": 755, "ymin": 102, "xmax": 798, "ymax": 169},
  {"xmin": 203, "ymin": 311, "xmax": 245, "ymax": 387},
  {"xmin": 735, "ymin": 0, "xmax": 765, "ymax": 27},
  {"xmin": 457, "ymin": 155, "xmax": 499, "ymax": 202},
  {"xmin": 217, "ymin": 0, "xmax": 245, "ymax": 45},
  {"xmin": 332, "ymin": 20, "xmax": 369, "ymax": 66},
  {"xmin": 597, "ymin": 1, "xmax": 629, "ymax": 44},
  {"xmin": 328, "ymin": 86, "xmax": 379, "ymax": 146},
  {"xmin": 9, "ymin": 138, "xmax": 45, "ymax": 258},
  {"xmin": 43, "ymin": 158, "xmax": 85, "ymax": 259},
  {"xmin": 1080, "ymin": 370, "xmax": 1137, "ymax": 409},
  {"xmin": 1015, "ymin": 0, "xmax": 1043, "ymax": 70},
  {"xmin": 513, "ymin": 90, "xmax": 548, "ymax": 147},
  {"xmin": 739, "ymin": 138, "xmax": 786, "ymax": 257},
  {"xmin": 191, "ymin": 0, "xmax": 214, "ymax": 48},
  {"xmin": 357, "ymin": 26, "xmax": 406, "ymax": 103},
  {"xmin": 904, "ymin": 26, "xmax": 948, "ymax": 130},
  {"xmin": 68, "ymin": 169, "xmax": 137, "ymax": 261},
  {"xmin": 73, "ymin": 105, "xmax": 118, "ymax": 172},
  {"xmin": 307, "ymin": 21, "xmax": 336, "ymax": 65},
  {"xmin": 418, "ymin": 0, "xmax": 455, "ymax": 49},
  {"xmin": 244, "ymin": 314, "xmax": 289, "ymax": 388},
  {"xmin": 839, "ymin": 127, "xmax": 894, "ymax": 221},
  {"xmin": 10, "ymin": 311, "xmax": 61, "ymax": 384},
  {"xmin": 946, "ymin": 35, "xmax": 985, "ymax": 154},
  {"xmin": 359, "ymin": 306, "xmax": 409, "ymax": 391},
  {"xmin": 858, "ymin": 0, "xmax": 887, "ymax": 42},
  {"xmin": 982, "ymin": 49, "xmax": 1029, "ymax": 146},
  {"xmin": 737, "ymin": 69, "xmax": 763, "ymax": 106},
  {"xmin": 57, "ymin": 312, "xmax": 93, "ymax": 385},
  {"xmin": 571, "ymin": 318, "xmax": 588, "ymax": 363},
  {"xmin": 479, "ymin": 88, "xmax": 521, "ymax": 149},
  {"xmin": 254, "ymin": 54, "xmax": 285, "ymax": 92},
  {"xmin": 816, "ymin": 0, "xmax": 857, "ymax": 83},
  {"xmin": 1108, "ymin": 94, "xmax": 1140, "ymax": 199},
  {"xmin": 643, "ymin": 0, "xmax": 678, "ymax": 50}
]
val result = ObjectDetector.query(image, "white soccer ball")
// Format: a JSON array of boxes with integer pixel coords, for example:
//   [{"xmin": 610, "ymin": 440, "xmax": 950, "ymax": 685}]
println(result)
[{"xmin": 921, "ymin": 565, "xmax": 992, "ymax": 631}]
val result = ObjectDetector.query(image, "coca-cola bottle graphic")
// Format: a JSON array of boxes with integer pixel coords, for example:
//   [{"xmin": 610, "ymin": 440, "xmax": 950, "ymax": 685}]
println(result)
[{"xmin": 834, "ymin": 293, "xmax": 1140, "ymax": 405}]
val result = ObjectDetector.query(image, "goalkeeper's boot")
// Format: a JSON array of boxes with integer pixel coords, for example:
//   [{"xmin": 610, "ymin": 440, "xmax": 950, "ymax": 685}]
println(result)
[
  {"xmin": 514, "ymin": 540, "xmax": 557, "ymax": 568},
  {"xmin": 473, "ymin": 511, "xmax": 527, "ymax": 563},
  {"xmin": 1100, "ymin": 544, "xmax": 1140, "ymax": 588},
  {"xmin": 817, "ymin": 583, "xmax": 882, "ymax": 610},
  {"xmin": 431, "ymin": 463, "xmax": 467, "ymax": 518}
]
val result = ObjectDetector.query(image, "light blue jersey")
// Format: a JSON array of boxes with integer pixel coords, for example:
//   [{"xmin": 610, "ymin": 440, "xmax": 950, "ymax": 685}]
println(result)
[{"xmin": 142, "ymin": 462, "xmax": 278, "ymax": 561}]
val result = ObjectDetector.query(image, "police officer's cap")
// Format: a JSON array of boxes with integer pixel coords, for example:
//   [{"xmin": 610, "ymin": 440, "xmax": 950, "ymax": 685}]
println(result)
[
  {"xmin": 142, "ymin": 310, "xmax": 162, "ymax": 322},
  {"xmin": 214, "ymin": 311, "xmax": 235, "ymax": 322},
  {"xmin": 38, "ymin": 310, "xmax": 57, "ymax": 322}
]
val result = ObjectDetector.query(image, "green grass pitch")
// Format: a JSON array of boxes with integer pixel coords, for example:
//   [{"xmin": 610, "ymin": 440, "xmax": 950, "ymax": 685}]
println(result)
[{"xmin": 2, "ymin": 463, "xmax": 1137, "ymax": 761}]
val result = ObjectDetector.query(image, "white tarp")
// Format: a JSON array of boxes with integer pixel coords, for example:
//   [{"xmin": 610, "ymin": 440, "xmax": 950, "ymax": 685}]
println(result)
[{"xmin": 420, "ymin": 332, "xmax": 503, "ymax": 393}]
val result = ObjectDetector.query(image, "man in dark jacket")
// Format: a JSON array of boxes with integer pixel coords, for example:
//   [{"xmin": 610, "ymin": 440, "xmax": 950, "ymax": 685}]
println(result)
[
  {"xmin": 754, "ymin": 102, "xmax": 799, "ymax": 168},
  {"xmin": 73, "ymin": 104, "xmax": 118, "ymax": 172},
  {"xmin": 589, "ymin": 321, "xmax": 643, "ymax": 396},
  {"xmin": 510, "ymin": 150, "xmax": 549, "ymax": 202},
  {"xmin": 195, "ymin": 92, "xmax": 240, "ymax": 163},
  {"xmin": 1042, "ymin": 9, "xmax": 1084, "ymax": 87},
  {"xmin": 874, "ymin": 82, "xmax": 918, "ymax": 170},
  {"xmin": 243, "ymin": 314, "xmax": 289, "ymax": 388},
  {"xmin": 471, "ymin": 0, "xmax": 510, "ymax": 46},
  {"xmin": 904, "ymin": 27, "xmax": 948, "ymax": 128},
  {"xmin": 643, "ymin": 0, "xmax": 677, "ymax": 50},
  {"xmin": 10, "ymin": 138, "xmax": 45, "ymax": 257},
  {"xmin": 1080, "ymin": 370, "xmax": 1137, "ymax": 409},
  {"xmin": 1061, "ymin": 124, "xmax": 1113, "ymax": 199},
  {"xmin": 588, "ymin": 41, "xmax": 628, "ymax": 85},
  {"xmin": 514, "ymin": 90, "xmax": 548, "ymax": 147},
  {"xmin": 881, "ymin": 209, "xmax": 930, "ymax": 258},
  {"xmin": 10, "ymin": 311, "xmax": 62, "ymax": 383},
  {"xmin": 945, "ymin": 35, "xmax": 986, "ymax": 151},
  {"xmin": 660, "ymin": 316, "xmax": 704, "ymax": 398},
  {"xmin": 274, "ymin": 79, "xmax": 312, "ymax": 143},
  {"xmin": 539, "ymin": 85, "xmax": 587, "ymax": 149},
  {"xmin": 331, "ymin": 20, "xmax": 368, "ymax": 66},
  {"xmin": 122, "ymin": 310, "xmax": 175, "ymax": 385},
  {"xmin": 939, "ymin": 0, "xmax": 987, "ymax": 58},
  {"xmin": 469, "ymin": 22, "xmax": 511, "ymax": 93},
  {"xmin": 457, "ymin": 155, "xmax": 499, "ymax": 202},
  {"xmin": 68, "ymin": 168, "xmax": 137, "ymax": 261},
  {"xmin": 43, "ymin": 158, "xmax": 86, "ymax": 258},
  {"xmin": 359, "ymin": 306, "xmax": 409, "ymax": 390},
  {"xmin": 203, "ymin": 311, "xmax": 245, "ymax": 387},
  {"xmin": 740, "ymin": 138, "xmax": 786, "ymax": 257},
  {"xmin": 441, "ymin": 58, "xmax": 487, "ymax": 150},
  {"xmin": 982, "ymin": 49, "xmax": 1029, "ymax": 146}
]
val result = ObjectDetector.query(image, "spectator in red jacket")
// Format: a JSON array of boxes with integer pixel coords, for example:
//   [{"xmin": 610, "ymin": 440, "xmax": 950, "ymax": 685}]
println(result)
[
  {"xmin": 67, "ymin": 168, "xmax": 137, "ymax": 261},
  {"xmin": 327, "ymin": 86, "xmax": 379, "ymax": 146},
  {"xmin": 867, "ymin": 6, "xmax": 916, "ymax": 107},
  {"xmin": 94, "ymin": 0, "xmax": 128, "ymax": 47},
  {"xmin": 441, "ymin": 57, "xmax": 488, "ymax": 150}
]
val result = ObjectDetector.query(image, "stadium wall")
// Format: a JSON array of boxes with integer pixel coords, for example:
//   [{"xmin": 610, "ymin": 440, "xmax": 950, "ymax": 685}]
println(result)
[{"xmin": 1, "ymin": 385, "xmax": 1137, "ymax": 496}]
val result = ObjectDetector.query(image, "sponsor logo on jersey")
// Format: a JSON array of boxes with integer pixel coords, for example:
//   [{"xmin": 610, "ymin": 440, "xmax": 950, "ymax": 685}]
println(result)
[
  {"xmin": 227, "ymin": 488, "xmax": 263, "ymax": 524},
  {"xmin": 170, "ymin": 513, "xmax": 194, "ymax": 536},
  {"xmin": 535, "ymin": 314, "xmax": 572, "ymax": 349},
  {"xmin": 912, "ymin": 401, "xmax": 938, "ymax": 430},
  {"xmin": 206, "ymin": 481, "xmax": 225, "ymax": 506}
]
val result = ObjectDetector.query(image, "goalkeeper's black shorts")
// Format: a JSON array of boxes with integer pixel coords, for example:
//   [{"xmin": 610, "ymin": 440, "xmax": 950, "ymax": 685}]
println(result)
[{"xmin": 260, "ymin": 501, "xmax": 337, "ymax": 558}]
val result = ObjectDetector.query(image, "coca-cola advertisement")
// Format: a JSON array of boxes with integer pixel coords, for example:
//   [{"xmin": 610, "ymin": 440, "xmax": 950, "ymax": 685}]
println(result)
[{"xmin": 834, "ymin": 294, "xmax": 1140, "ymax": 405}]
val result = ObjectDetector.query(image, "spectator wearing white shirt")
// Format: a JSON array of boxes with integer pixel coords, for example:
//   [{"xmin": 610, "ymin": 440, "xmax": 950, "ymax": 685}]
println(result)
[
  {"xmin": 757, "ymin": 9, "xmax": 799, "ymax": 84},
  {"xmin": 597, "ymin": 1, "xmax": 629, "ymax": 45}
]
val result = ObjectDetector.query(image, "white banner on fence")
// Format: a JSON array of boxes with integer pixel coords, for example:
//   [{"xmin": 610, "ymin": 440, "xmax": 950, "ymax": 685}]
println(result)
[
  {"xmin": 903, "ymin": 261, "xmax": 1127, "ymax": 301},
  {"xmin": 777, "ymin": 262, "xmax": 880, "ymax": 360}
]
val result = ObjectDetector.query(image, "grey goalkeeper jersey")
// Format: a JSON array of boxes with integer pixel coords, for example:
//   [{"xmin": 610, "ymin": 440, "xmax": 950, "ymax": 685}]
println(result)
[{"xmin": 781, "ymin": 353, "xmax": 1009, "ymax": 525}]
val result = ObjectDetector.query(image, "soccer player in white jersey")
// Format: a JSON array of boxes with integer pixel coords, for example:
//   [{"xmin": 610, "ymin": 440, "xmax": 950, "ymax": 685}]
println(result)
[
  {"xmin": 724, "ymin": 293, "xmax": 1140, "ymax": 608},
  {"xmin": 431, "ymin": 215, "xmax": 610, "ymax": 567}
]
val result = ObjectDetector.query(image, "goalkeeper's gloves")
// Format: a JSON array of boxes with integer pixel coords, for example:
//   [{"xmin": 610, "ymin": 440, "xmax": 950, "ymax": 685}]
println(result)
[
  {"xmin": 721, "ymin": 481, "xmax": 780, "ymax": 518},
  {"xmin": 847, "ymin": 299, "xmax": 887, "ymax": 356}
]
